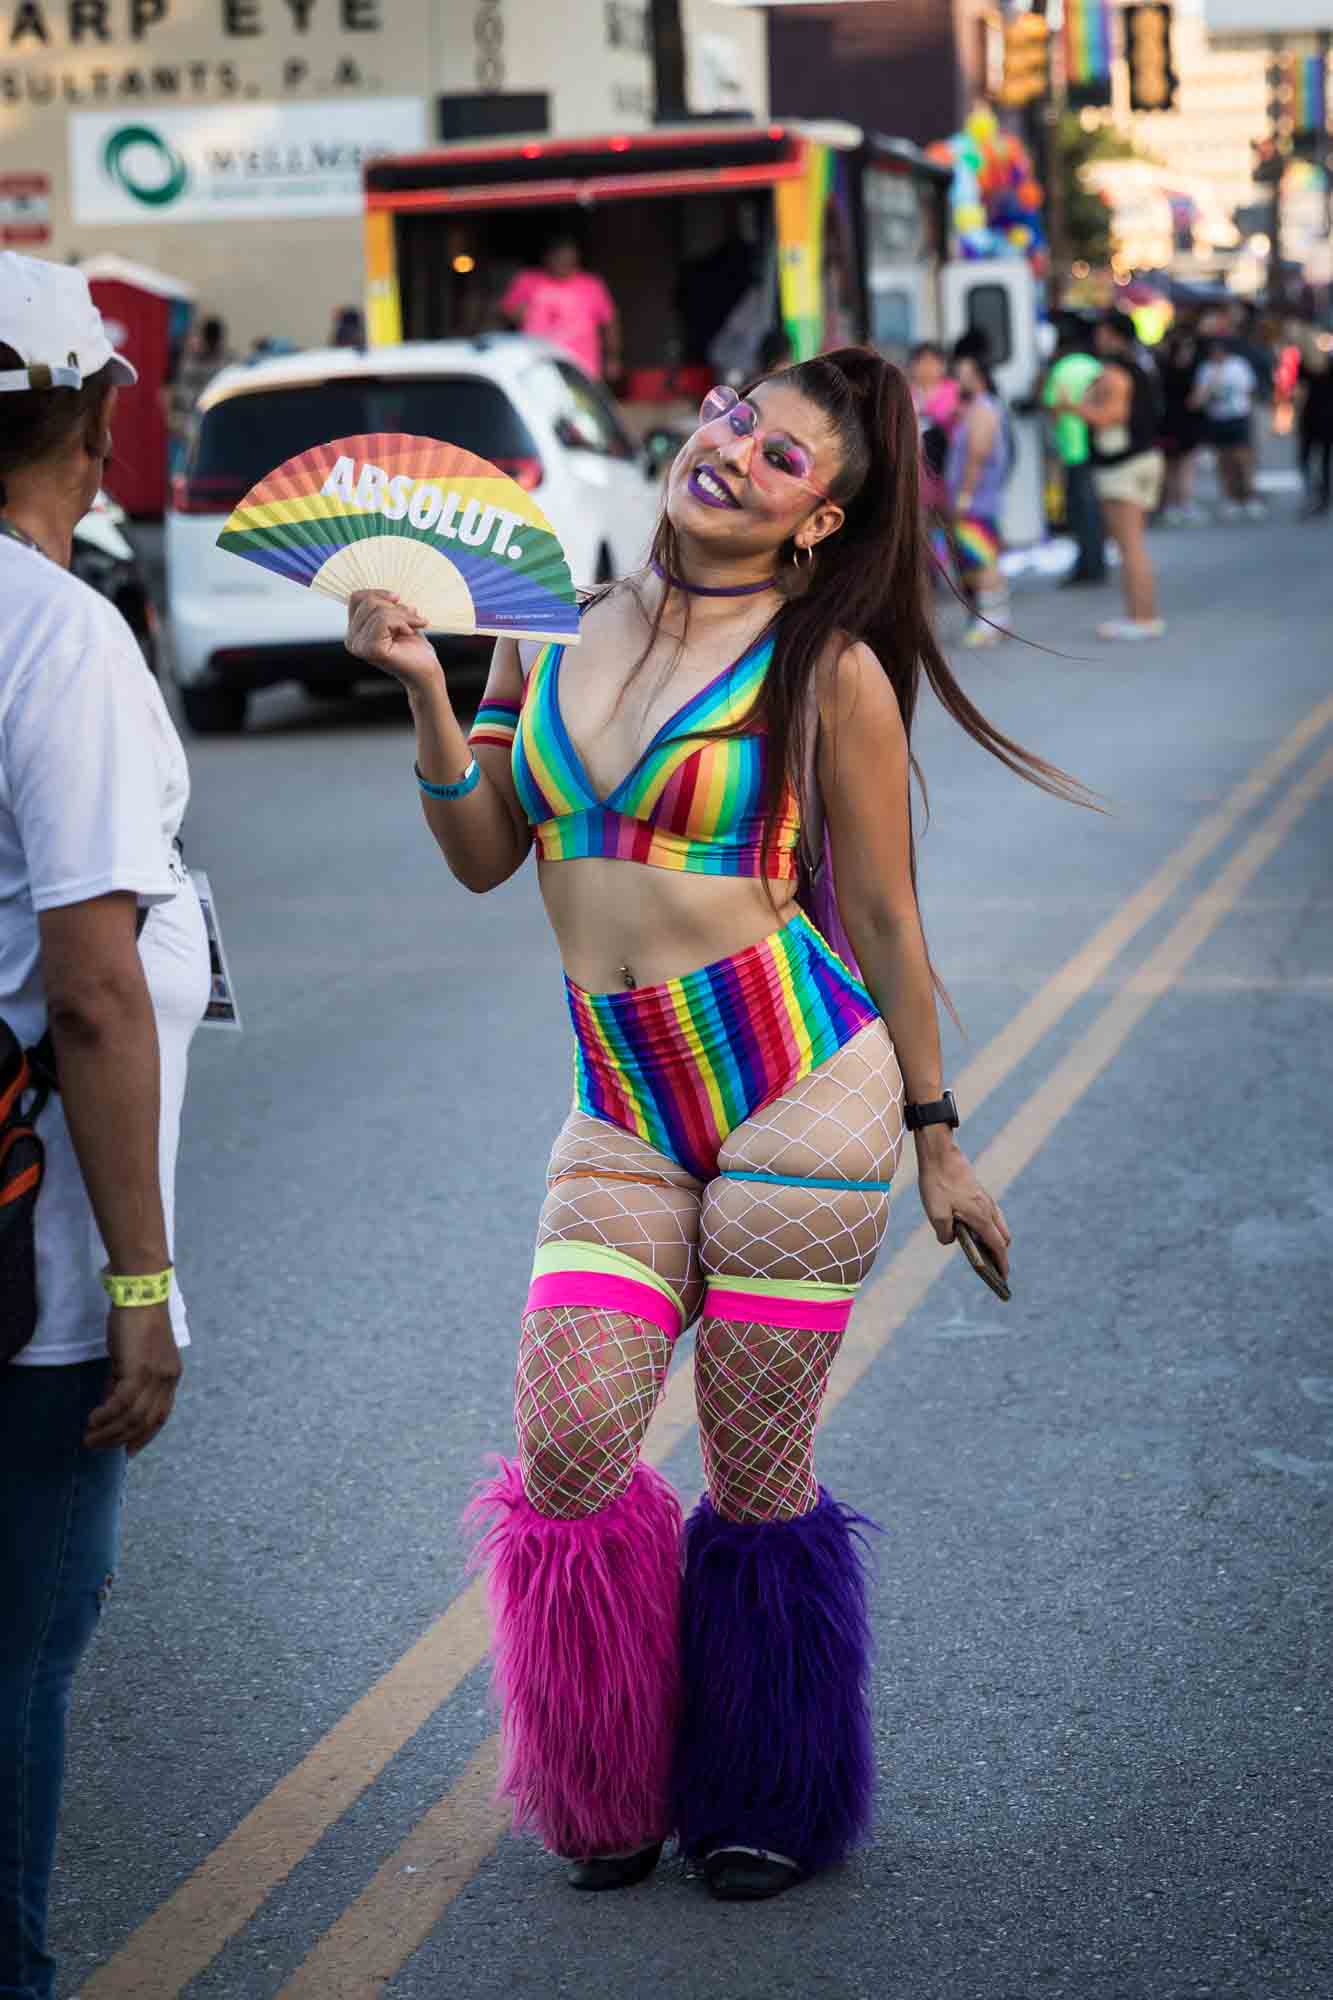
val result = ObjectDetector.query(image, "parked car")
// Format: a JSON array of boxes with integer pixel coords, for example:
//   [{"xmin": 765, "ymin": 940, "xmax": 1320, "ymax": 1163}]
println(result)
[
  {"xmin": 166, "ymin": 335, "xmax": 664, "ymax": 734},
  {"xmin": 71, "ymin": 490, "xmax": 160, "ymax": 679}
]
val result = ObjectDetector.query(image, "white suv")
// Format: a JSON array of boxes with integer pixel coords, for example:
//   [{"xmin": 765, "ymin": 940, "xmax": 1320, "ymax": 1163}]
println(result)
[{"xmin": 166, "ymin": 335, "xmax": 663, "ymax": 733}]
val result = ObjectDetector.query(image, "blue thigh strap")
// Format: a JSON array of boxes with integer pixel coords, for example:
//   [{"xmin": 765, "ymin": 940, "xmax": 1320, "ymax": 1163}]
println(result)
[{"xmin": 720, "ymin": 1170, "xmax": 894, "ymax": 1194}]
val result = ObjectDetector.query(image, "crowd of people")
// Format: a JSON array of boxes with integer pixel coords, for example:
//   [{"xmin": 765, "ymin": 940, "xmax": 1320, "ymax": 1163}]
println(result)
[
  {"xmin": 911, "ymin": 310, "xmax": 1168, "ymax": 646},
  {"xmin": 910, "ymin": 297, "xmax": 1333, "ymax": 648}
]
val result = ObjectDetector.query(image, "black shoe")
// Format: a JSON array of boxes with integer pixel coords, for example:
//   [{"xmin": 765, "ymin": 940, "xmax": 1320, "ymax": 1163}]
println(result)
[
  {"xmin": 1060, "ymin": 570, "xmax": 1106, "ymax": 587},
  {"xmin": 702, "ymin": 1845, "xmax": 804, "ymax": 1901},
  {"xmin": 568, "ymin": 1840, "xmax": 663, "ymax": 1891}
]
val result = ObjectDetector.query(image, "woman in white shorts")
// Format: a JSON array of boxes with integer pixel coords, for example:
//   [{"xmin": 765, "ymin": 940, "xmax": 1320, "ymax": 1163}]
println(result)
[{"xmin": 1063, "ymin": 310, "xmax": 1166, "ymax": 644}]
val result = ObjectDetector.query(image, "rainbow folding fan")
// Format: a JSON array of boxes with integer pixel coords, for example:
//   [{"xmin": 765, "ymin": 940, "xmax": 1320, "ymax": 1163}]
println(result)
[{"xmin": 217, "ymin": 433, "xmax": 581, "ymax": 643}]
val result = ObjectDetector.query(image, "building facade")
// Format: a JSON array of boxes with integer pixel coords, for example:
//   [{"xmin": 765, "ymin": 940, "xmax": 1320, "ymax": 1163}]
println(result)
[
  {"xmin": 766, "ymin": 0, "xmax": 1002, "ymax": 151},
  {"xmin": 1, "ymin": 0, "xmax": 767, "ymax": 350},
  {"xmin": 1114, "ymin": 3, "xmax": 1268, "ymax": 240},
  {"xmin": 1111, "ymin": 1, "xmax": 1333, "ymax": 291}
]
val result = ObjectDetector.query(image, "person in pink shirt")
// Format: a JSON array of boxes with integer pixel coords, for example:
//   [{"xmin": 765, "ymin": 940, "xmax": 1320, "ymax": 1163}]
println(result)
[
  {"xmin": 908, "ymin": 341, "xmax": 960, "ymax": 571},
  {"xmin": 501, "ymin": 237, "xmax": 621, "ymax": 383}
]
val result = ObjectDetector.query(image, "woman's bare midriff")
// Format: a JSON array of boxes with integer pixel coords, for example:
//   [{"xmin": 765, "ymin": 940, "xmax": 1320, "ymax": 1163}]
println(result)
[{"xmin": 539, "ymin": 857, "xmax": 800, "ymax": 994}]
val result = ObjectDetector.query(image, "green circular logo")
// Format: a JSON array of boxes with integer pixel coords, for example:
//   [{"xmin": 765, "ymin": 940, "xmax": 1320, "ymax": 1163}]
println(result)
[{"xmin": 103, "ymin": 125, "xmax": 189, "ymax": 208}]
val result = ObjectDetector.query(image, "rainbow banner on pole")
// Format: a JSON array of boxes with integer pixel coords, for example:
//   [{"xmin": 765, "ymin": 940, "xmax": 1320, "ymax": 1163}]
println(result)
[
  {"xmin": 776, "ymin": 142, "xmax": 832, "ymax": 363},
  {"xmin": 1290, "ymin": 52, "xmax": 1328, "ymax": 146},
  {"xmin": 1064, "ymin": 0, "xmax": 1114, "ymax": 108}
]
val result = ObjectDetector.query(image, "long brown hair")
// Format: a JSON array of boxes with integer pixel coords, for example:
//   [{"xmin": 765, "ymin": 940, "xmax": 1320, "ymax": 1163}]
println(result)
[{"xmin": 633, "ymin": 345, "xmax": 1093, "ymax": 1005}]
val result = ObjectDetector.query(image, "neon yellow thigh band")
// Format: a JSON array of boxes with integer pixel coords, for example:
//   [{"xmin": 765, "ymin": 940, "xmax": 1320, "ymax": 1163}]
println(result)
[{"xmin": 528, "ymin": 1240, "xmax": 687, "ymax": 1342}]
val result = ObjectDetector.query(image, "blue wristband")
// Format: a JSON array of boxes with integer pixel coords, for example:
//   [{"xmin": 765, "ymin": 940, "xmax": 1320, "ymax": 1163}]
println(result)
[{"xmin": 415, "ymin": 758, "xmax": 481, "ymax": 801}]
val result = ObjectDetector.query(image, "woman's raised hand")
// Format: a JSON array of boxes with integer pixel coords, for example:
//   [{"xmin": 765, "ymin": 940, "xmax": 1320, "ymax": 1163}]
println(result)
[{"xmin": 345, "ymin": 590, "xmax": 442, "ymax": 689}]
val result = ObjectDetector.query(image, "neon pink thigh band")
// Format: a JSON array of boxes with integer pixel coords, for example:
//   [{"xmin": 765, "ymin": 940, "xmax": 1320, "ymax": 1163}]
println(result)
[
  {"xmin": 703, "ymin": 1287, "xmax": 854, "ymax": 1335},
  {"xmin": 526, "ymin": 1271, "xmax": 682, "ymax": 1342}
]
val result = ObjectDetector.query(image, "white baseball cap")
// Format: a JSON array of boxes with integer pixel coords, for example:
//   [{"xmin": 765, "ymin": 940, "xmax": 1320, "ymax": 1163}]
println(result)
[{"xmin": 0, "ymin": 252, "xmax": 137, "ymax": 394}]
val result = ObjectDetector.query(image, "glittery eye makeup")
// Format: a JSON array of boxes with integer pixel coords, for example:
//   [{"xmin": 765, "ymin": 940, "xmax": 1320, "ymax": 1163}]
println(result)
[{"xmin": 696, "ymin": 386, "xmax": 831, "ymax": 501}]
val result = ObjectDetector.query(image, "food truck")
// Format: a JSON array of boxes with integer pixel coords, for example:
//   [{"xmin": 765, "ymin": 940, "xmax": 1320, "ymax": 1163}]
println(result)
[{"xmin": 362, "ymin": 120, "xmax": 1043, "ymax": 543}]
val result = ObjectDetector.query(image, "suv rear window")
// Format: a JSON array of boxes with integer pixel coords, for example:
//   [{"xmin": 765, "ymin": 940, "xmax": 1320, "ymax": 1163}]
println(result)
[{"xmin": 190, "ymin": 375, "xmax": 539, "ymax": 494}]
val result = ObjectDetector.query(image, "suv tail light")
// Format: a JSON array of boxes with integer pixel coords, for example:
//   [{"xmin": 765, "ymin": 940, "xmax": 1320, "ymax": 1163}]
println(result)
[
  {"xmin": 492, "ymin": 455, "xmax": 544, "ymax": 491},
  {"xmin": 170, "ymin": 473, "xmax": 249, "ymax": 516}
]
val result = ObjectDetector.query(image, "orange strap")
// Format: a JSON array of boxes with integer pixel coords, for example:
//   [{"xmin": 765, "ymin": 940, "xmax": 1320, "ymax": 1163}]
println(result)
[{"xmin": 550, "ymin": 1167, "xmax": 684, "ymax": 1193}]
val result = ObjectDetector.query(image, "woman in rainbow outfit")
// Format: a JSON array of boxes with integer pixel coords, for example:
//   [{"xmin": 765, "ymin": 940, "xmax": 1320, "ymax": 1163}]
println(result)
[
  {"xmin": 347, "ymin": 347, "xmax": 1071, "ymax": 1901},
  {"xmin": 946, "ymin": 335, "xmax": 1013, "ymax": 649}
]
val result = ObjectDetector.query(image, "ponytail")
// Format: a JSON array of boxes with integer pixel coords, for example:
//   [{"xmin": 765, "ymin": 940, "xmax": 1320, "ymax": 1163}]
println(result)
[{"xmin": 638, "ymin": 345, "xmax": 1094, "ymax": 1013}]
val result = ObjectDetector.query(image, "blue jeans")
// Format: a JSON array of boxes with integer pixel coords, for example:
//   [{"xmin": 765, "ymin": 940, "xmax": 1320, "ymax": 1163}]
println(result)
[
  {"xmin": 0, "ymin": 1364, "xmax": 124, "ymax": 2000},
  {"xmin": 1064, "ymin": 458, "xmax": 1107, "ymax": 580}
]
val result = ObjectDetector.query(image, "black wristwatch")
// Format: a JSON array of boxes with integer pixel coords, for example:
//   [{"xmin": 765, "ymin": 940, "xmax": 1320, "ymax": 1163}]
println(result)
[{"xmin": 904, "ymin": 1090, "xmax": 959, "ymax": 1134}]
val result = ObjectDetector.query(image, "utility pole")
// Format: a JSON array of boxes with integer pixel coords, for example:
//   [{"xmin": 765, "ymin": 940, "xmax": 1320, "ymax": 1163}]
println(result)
[
  {"xmin": 1031, "ymin": 0, "xmax": 1069, "ymax": 309},
  {"xmin": 1321, "ymin": 30, "xmax": 1332, "ymax": 259},
  {"xmin": 1267, "ymin": 32, "xmax": 1286, "ymax": 309},
  {"xmin": 650, "ymin": 0, "xmax": 688, "ymax": 125}
]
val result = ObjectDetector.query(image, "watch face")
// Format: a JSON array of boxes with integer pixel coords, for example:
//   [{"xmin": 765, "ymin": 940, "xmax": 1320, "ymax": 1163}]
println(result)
[{"xmin": 943, "ymin": 1090, "xmax": 960, "ymax": 1127}]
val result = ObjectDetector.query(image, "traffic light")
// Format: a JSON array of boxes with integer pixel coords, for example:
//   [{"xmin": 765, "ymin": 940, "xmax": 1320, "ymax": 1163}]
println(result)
[
  {"xmin": 999, "ymin": 11, "xmax": 1050, "ymax": 109},
  {"xmin": 1125, "ymin": 4, "xmax": 1178, "ymax": 114}
]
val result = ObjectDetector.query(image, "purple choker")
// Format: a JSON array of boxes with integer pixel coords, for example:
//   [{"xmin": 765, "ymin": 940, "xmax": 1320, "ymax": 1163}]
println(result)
[{"xmin": 651, "ymin": 559, "xmax": 776, "ymax": 599}]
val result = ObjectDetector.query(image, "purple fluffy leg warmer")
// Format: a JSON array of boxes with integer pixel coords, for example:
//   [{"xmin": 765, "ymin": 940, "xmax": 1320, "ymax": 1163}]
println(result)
[
  {"xmin": 465, "ymin": 1456, "xmax": 683, "ymax": 1858},
  {"xmin": 672, "ymin": 1488, "xmax": 877, "ymax": 1874}
]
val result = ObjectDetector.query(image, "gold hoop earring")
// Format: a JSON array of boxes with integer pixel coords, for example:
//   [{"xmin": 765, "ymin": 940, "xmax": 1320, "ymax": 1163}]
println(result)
[{"xmin": 792, "ymin": 543, "xmax": 813, "ymax": 569}]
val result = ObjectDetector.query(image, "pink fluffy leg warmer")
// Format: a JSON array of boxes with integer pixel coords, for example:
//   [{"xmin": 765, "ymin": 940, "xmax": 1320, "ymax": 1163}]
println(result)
[{"xmin": 464, "ymin": 1456, "xmax": 683, "ymax": 1857}]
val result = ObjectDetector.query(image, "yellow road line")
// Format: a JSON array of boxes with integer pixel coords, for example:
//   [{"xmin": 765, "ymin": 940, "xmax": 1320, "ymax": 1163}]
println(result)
[
  {"xmin": 278, "ymin": 1742, "xmax": 507, "ymax": 2000},
  {"xmin": 888, "ymin": 687, "xmax": 1333, "ymax": 1205},
  {"xmin": 272, "ymin": 740, "xmax": 1333, "ymax": 1997},
  {"xmin": 840, "ymin": 740, "xmax": 1333, "ymax": 1391},
  {"xmin": 80, "ymin": 699, "xmax": 1333, "ymax": 2000}
]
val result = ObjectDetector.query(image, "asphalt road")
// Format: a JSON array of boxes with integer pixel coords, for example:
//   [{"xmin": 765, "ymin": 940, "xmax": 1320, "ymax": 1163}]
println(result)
[{"xmin": 52, "ymin": 484, "xmax": 1332, "ymax": 2000}]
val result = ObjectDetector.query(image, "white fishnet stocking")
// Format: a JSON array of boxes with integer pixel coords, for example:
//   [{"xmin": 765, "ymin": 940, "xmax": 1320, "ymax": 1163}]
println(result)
[
  {"xmin": 702, "ymin": 1024, "xmax": 904, "ymax": 1287},
  {"xmin": 516, "ymin": 1114, "xmax": 703, "ymax": 1519},
  {"xmin": 516, "ymin": 1307, "xmax": 673, "ymax": 1519},
  {"xmin": 696, "ymin": 1025, "xmax": 903, "ymax": 1523},
  {"xmin": 695, "ymin": 1322, "xmax": 839, "ymax": 1522},
  {"xmin": 723, "ymin": 1020, "xmax": 905, "ymax": 1180},
  {"xmin": 516, "ymin": 1030, "xmax": 903, "ymax": 1525},
  {"xmin": 539, "ymin": 1112, "xmax": 704, "ymax": 1320}
]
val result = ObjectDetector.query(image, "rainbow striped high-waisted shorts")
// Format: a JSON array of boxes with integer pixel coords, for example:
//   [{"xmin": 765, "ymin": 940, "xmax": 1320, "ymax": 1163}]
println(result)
[{"xmin": 564, "ymin": 911, "xmax": 879, "ymax": 1183}]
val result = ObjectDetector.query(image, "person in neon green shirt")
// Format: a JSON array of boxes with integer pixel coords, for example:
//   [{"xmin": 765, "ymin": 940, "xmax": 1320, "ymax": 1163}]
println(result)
[{"xmin": 1043, "ymin": 320, "xmax": 1106, "ymax": 585}]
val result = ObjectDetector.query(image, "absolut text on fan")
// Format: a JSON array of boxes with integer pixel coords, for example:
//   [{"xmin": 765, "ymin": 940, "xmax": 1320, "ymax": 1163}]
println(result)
[{"xmin": 321, "ymin": 453, "xmax": 531, "ymax": 561}]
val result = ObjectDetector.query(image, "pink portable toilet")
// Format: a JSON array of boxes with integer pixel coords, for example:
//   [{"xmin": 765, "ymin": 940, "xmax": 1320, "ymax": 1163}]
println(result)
[{"xmin": 79, "ymin": 256, "xmax": 195, "ymax": 518}]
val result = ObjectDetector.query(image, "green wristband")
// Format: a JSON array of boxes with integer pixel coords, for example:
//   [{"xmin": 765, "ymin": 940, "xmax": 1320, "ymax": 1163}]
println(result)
[{"xmin": 101, "ymin": 1266, "xmax": 173, "ymax": 1308}]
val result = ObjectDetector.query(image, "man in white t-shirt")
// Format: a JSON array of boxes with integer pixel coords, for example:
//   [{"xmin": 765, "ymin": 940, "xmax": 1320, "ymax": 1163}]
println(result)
[
  {"xmin": 0, "ymin": 255, "xmax": 209, "ymax": 2000},
  {"xmin": 1190, "ymin": 335, "xmax": 1264, "ymax": 520}
]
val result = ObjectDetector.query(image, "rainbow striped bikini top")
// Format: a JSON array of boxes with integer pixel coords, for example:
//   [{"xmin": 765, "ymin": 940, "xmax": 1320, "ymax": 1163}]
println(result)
[{"xmin": 470, "ymin": 632, "xmax": 801, "ymax": 879}]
